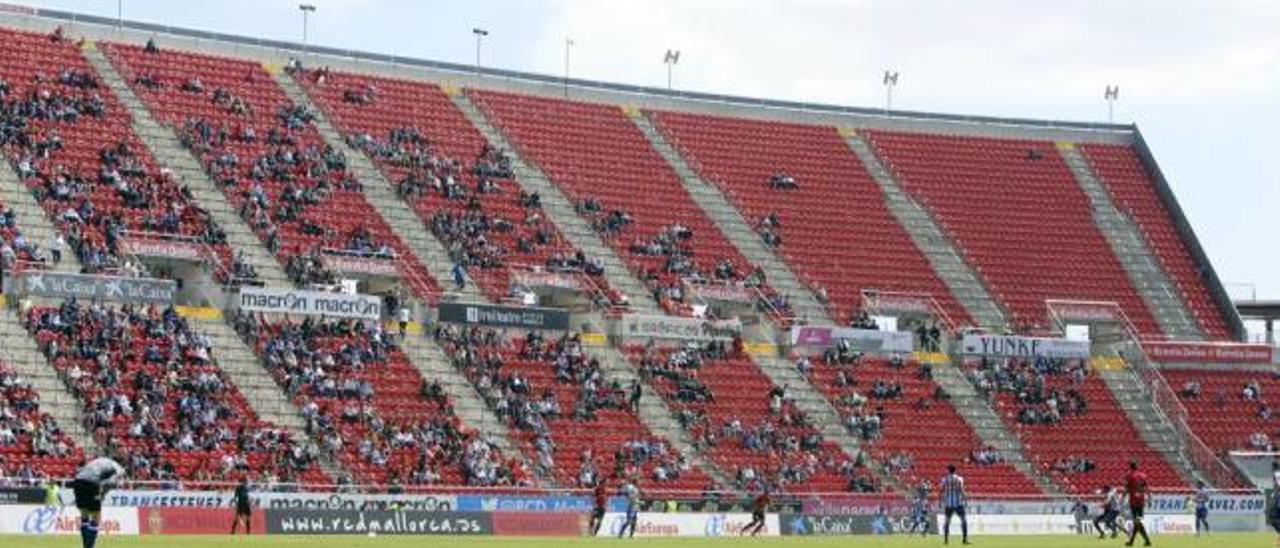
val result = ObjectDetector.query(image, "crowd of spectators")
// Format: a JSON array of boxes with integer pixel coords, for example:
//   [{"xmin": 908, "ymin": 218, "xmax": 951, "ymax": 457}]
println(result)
[
  {"xmin": 433, "ymin": 325, "xmax": 695, "ymax": 487},
  {"xmin": 966, "ymin": 356, "xmax": 1089, "ymax": 426},
  {"xmin": 25, "ymin": 299, "xmax": 315, "ymax": 484},
  {"xmin": 237, "ymin": 312, "xmax": 527, "ymax": 488},
  {"xmin": 0, "ymin": 363, "xmax": 79, "ymax": 469}
]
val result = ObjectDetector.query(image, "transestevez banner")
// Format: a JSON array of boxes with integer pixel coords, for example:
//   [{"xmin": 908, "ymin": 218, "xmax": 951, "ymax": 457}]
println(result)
[{"xmin": 264, "ymin": 510, "xmax": 491, "ymax": 535}]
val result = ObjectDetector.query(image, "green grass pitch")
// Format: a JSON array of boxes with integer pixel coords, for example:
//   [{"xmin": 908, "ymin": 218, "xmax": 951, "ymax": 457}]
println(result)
[{"xmin": 0, "ymin": 534, "xmax": 1273, "ymax": 548}]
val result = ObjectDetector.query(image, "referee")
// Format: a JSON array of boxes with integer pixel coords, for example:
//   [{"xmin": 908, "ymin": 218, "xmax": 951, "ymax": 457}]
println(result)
[
  {"xmin": 940, "ymin": 464, "xmax": 970, "ymax": 545},
  {"xmin": 71, "ymin": 456, "xmax": 125, "ymax": 548}
]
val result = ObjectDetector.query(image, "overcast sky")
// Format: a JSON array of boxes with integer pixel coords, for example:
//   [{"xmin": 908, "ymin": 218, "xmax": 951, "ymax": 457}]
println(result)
[{"xmin": 16, "ymin": 0, "xmax": 1280, "ymax": 316}]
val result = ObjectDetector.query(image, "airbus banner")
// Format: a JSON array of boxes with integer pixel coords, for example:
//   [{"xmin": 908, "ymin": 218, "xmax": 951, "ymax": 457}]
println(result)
[
  {"xmin": 238, "ymin": 287, "xmax": 383, "ymax": 321},
  {"xmin": 960, "ymin": 334, "xmax": 1090, "ymax": 359},
  {"xmin": 12, "ymin": 271, "xmax": 176, "ymax": 303},
  {"xmin": 593, "ymin": 512, "xmax": 779, "ymax": 537},
  {"xmin": 0, "ymin": 505, "xmax": 139, "ymax": 535}
]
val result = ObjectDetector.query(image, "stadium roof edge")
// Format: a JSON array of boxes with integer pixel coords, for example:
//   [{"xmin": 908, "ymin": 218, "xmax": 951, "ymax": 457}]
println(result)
[{"xmin": 1, "ymin": 3, "xmax": 1134, "ymax": 143}]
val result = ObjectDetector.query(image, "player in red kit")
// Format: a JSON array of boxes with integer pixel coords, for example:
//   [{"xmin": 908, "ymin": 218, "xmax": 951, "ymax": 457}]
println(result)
[
  {"xmin": 589, "ymin": 480, "xmax": 609, "ymax": 536},
  {"xmin": 1124, "ymin": 460, "xmax": 1152, "ymax": 547},
  {"xmin": 740, "ymin": 489, "xmax": 770, "ymax": 536}
]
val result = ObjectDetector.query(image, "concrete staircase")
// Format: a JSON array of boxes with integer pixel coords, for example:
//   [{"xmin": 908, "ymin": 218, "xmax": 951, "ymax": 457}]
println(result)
[
  {"xmin": 1057, "ymin": 144, "xmax": 1203, "ymax": 340},
  {"xmin": 844, "ymin": 132, "xmax": 1008, "ymax": 329},
  {"xmin": 630, "ymin": 112, "xmax": 831, "ymax": 324},
  {"xmin": 930, "ymin": 360, "xmax": 1063, "ymax": 495},
  {"xmin": 1096, "ymin": 365, "xmax": 1202, "ymax": 485},
  {"xmin": 82, "ymin": 45, "xmax": 291, "ymax": 288},
  {"xmin": 270, "ymin": 70, "xmax": 478, "ymax": 301},
  {"xmin": 449, "ymin": 92, "xmax": 659, "ymax": 312},
  {"xmin": 585, "ymin": 344, "xmax": 735, "ymax": 487},
  {"xmin": 396, "ymin": 334, "xmax": 545, "ymax": 485},
  {"xmin": 0, "ymin": 306, "xmax": 98, "ymax": 453},
  {"xmin": 748, "ymin": 347, "xmax": 901, "ymax": 491},
  {"xmin": 192, "ymin": 316, "xmax": 347, "ymax": 480},
  {"xmin": 0, "ymin": 159, "xmax": 80, "ymax": 273}
]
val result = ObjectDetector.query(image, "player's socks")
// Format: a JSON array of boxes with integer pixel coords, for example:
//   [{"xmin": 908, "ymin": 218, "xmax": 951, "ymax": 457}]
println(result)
[
  {"xmin": 79, "ymin": 517, "xmax": 91, "ymax": 548},
  {"xmin": 85, "ymin": 520, "xmax": 99, "ymax": 548}
]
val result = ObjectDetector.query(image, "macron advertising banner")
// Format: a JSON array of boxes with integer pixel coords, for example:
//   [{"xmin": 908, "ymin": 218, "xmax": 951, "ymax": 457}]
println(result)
[
  {"xmin": 238, "ymin": 287, "xmax": 383, "ymax": 321},
  {"xmin": 960, "ymin": 334, "xmax": 1090, "ymax": 359}
]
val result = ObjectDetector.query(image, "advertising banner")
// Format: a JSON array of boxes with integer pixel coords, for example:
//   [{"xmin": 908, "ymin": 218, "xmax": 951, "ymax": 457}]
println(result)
[
  {"xmin": 780, "ymin": 514, "xmax": 899, "ymax": 536},
  {"xmin": 801, "ymin": 496, "xmax": 913, "ymax": 516},
  {"xmin": 1142, "ymin": 341, "xmax": 1274, "ymax": 364},
  {"xmin": 593, "ymin": 512, "xmax": 779, "ymax": 538},
  {"xmin": 238, "ymin": 287, "xmax": 383, "ymax": 321},
  {"xmin": 437, "ymin": 302, "xmax": 570, "ymax": 330},
  {"xmin": 254, "ymin": 492, "xmax": 456, "ymax": 512},
  {"xmin": 264, "ymin": 510, "xmax": 491, "ymax": 535},
  {"xmin": 0, "ymin": 486, "xmax": 48, "ymax": 504},
  {"xmin": 105, "ymin": 490, "xmax": 455, "ymax": 511},
  {"xmin": 515, "ymin": 271, "xmax": 586, "ymax": 292},
  {"xmin": 139, "ymin": 507, "xmax": 265, "ymax": 535},
  {"xmin": 617, "ymin": 314, "xmax": 742, "ymax": 342},
  {"xmin": 456, "ymin": 495, "xmax": 590, "ymax": 513},
  {"xmin": 13, "ymin": 271, "xmax": 176, "ymax": 303},
  {"xmin": 1147, "ymin": 493, "xmax": 1266, "ymax": 515},
  {"xmin": 684, "ymin": 280, "xmax": 753, "ymax": 303},
  {"xmin": 322, "ymin": 254, "xmax": 400, "ymax": 277},
  {"xmin": 490, "ymin": 512, "xmax": 584, "ymax": 536},
  {"xmin": 790, "ymin": 326, "xmax": 914, "ymax": 353},
  {"xmin": 120, "ymin": 239, "xmax": 206, "ymax": 262},
  {"xmin": 940, "ymin": 514, "xmax": 1195, "ymax": 536},
  {"xmin": 0, "ymin": 505, "xmax": 138, "ymax": 535},
  {"xmin": 960, "ymin": 334, "xmax": 1090, "ymax": 359}
]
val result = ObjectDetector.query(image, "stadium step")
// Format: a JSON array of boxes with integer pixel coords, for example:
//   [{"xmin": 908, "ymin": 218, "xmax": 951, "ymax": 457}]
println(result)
[
  {"xmin": 930, "ymin": 360, "xmax": 1064, "ymax": 495},
  {"xmin": 395, "ymin": 333, "xmax": 553, "ymax": 487},
  {"xmin": 449, "ymin": 91, "xmax": 660, "ymax": 312},
  {"xmin": 1057, "ymin": 145, "xmax": 1204, "ymax": 340},
  {"xmin": 271, "ymin": 70, "xmax": 477, "ymax": 302},
  {"xmin": 1096, "ymin": 365, "xmax": 1206, "ymax": 486},
  {"xmin": 0, "ymin": 153, "xmax": 82, "ymax": 273},
  {"xmin": 584, "ymin": 342, "xmax": 737, "ymax": 487},
  {"xmin": 0, "ymin": 306, "xmax": 100, "ymax": 454},
  {"xmin": 842, "ymin": 132, "xmax": 1008, "ymax": 329},
  {"xmin": 189, "ymin": 316, "xmax": 348, "ymax": 481},
  {"xmin": 745, "ymin": 328, "xmax": 905, "ymax": 492},
  {"xmin": 630, "ymin": 111, "xmax": 832, "ymax": 324},
  {"xmin": 81, "ymin": 44, "xmax": 293, "ymax": 288}
]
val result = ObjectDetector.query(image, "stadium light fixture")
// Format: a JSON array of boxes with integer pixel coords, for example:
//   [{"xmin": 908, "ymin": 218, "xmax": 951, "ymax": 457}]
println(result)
[
  {"xmin": 298, "ymin": 4, "xmax": 316, "ymax": 48},
  {"xmin": 883, "ymin": 70, "xmax": 900, "ymax": 114},
  {"xmin": 1104, "ymin": 85, "xmax": 1120, "ymax": 123},
  {"xmin": 563, "ymin": 38, "xmax": 575, "ymax": 98},
  {"xmin": 473, "ymin": 28, "xmax": 489, "ymax": 74},
  {"xmin": 664, "ymin": 49, "xmax": 681, "ymax": 91}
]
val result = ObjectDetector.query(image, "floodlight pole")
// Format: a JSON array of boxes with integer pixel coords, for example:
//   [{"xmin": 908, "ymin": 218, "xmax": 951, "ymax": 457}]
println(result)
[
  {"xmin": 117, "ymin": 0, "xmax": 123, "ymax": 29},
  {"xmin": 663, "ymin": 49, "xmax": 680, "ymax": 91},
  {"xmin": 883, "ymin": 70, "xmax": 899, "ymax": 114},
  {"xmin": 563, "ymin": 38, "xmax": 573, "ymax": 98},
  {"xmin": 1104, "ymin": 85, "xmax": 1119, "ymax": 124},
  {"xmin": 299, "ymin": 4, "xmax": 316, "ymax": 49},
  {"xmin": 473, "ymin": 28, "xmax": 489, "ymax": 74}
]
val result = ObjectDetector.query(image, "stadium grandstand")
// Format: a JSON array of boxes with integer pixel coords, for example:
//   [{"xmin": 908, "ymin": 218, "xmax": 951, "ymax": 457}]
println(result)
[{"xmin": 0, "ymin": 1, "xmax": 1273, "ymax": 543}]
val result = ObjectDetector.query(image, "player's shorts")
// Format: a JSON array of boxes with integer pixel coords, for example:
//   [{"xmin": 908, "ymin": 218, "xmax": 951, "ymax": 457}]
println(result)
[
  {"xmin": 944, "ymin": 506, "xmax": 966, "ymax": 519},
  {"xmin": 71, "ymin": 479, "xmax": 101, "ymax": 513},
  {"xmin": 591, "ymin": 507, "xmax": 605, "ymax": 520},
  {"xmin": 1130, "ymin": 505, "xmax": 1145, "ymax": 520},
  {"xmin": 751, "ymin": 510, "xmax": 765, "ymax": 522},
  {"xmin": 236, "ymin": 503, "xmax": 252, "ymax": 516},
  {"xmin": 1099, "ymin": 509, "xmax": 1118, "ymax": 523},
  {"xmin": 1195, "ymin": 507, "xmax": 1207, "ymax": 520}
]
